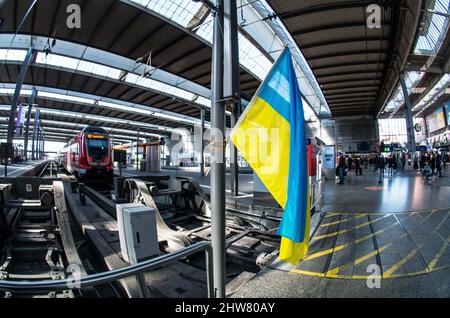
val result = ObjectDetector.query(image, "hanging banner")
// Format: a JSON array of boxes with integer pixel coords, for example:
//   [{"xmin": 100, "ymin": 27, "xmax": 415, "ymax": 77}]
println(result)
[{"xmin": 15, "ymin": 104, "xmax": 27, "ymax": 136}]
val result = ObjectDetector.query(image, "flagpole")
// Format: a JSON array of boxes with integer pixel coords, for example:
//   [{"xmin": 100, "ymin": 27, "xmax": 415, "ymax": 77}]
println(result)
[
  {"xmin": 224, "ymin": 0, "xmax": 241, "ymax": 197},
  {"xmin": 210, "ymin": 0, "xmax": 226, "ymax": 298}
]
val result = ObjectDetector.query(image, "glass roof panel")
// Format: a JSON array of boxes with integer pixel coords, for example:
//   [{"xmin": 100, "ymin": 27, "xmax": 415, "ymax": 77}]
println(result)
[
  {"xmin": 414, "ymin": 0, "xmax": 450, "ymax": 54},
  {"xmin": 0, "ymin": 49, "xmax": 27, "ymax": 62},
  {"xmin": 35, "ymin": 52, "xmax": 209, "ymax": 107},
  {"xmin": 130, "ymin": 0, "xmax": 203, "ymax": 28}
]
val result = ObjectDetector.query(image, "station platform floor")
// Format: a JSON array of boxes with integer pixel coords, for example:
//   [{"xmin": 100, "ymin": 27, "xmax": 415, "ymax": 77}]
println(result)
[
  {"xmin": 324, "ymin": 166, "xmax": 450, "ymax": 213},
  {"xmin": 231, "ymin": 167, "xmax": 450, "ymax": 298},
  {"xmin": 0, "ymin": 160, "xmax": 46, "ymax": 177},
  {"xmin": 116, "ymin": 166, "xmax": 450, "ymax": 297}
]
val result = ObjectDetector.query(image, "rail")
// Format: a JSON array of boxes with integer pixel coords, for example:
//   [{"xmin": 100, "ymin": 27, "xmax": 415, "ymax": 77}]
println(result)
[{"xmin": 0, "ymin": 241, "xmax": 214, "ymax": 298}]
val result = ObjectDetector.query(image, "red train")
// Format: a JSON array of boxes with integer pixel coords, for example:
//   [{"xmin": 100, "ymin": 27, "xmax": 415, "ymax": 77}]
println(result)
[{"xmin": 58, "ymin": 126, "xmax": 113, "ymax": 180}]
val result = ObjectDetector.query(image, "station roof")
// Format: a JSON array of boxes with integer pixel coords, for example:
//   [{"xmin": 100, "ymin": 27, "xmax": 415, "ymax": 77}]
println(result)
[
  {"xmin": 0, "ymin": 0, "xmax": 443, "ymax": 143},
  {"xmin": 0, "ymin": 0, "xmax": 264, "ymax": 142},
  {"xmin": 382, "ymin": 0, "xmax": 450, "ymax": 119},
  {"xmin": 267, "ymin": 0, "xmax": 423, "ymax": 118}
]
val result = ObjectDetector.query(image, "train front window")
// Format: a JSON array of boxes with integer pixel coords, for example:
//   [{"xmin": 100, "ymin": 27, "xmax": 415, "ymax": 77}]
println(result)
[{"xmin": 86, "ymin": 137, "xmax": 108, "ymax": 157}]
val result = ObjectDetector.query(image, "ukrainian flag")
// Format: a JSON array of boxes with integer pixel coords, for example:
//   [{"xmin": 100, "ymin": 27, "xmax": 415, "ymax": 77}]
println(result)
[{"xmin": 230, "ymin": 48, "xmax": 310, "ymax": 265}]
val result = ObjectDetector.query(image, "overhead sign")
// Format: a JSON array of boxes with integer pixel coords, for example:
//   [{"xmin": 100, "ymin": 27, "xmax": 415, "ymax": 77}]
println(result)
[{"xmin": 416, "ymin": 145, "xmax": 428, "ymax": 152}]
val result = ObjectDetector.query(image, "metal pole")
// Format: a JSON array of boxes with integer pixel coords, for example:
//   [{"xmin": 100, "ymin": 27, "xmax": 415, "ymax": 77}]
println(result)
[
  {"xmin": 224, "ymin": 0, "xmax": 240, "ymax": 196},
  {"xmin": 31, "ymin": 109, "xmax": 39, "ymax": 161},
  {"xmin": 399, "ymin": 73, "xmax": 416, "ymax": 153},
  {"xmin": 210, "ymin": 0, "xmax": 225, "ymax": 298},
  {"xmin": 136, "ymin": 128, "xmax": 140, "ymax": 171},
  {"xmin": 42, "ymin": 131, "xmax": 45, "ymax": 159},
  {"xmin": 201, "ymin": 108, "xmax": 206, "ymax": 177},
  {"xmin": 38, "ymin": 128, "xmax": 42, "ymax": 160},
  {"xmin": 23, "ymin": 88, "xmax": 37, "ymax": 161},
  {"xmin": 39, "ymin": 129, "xmax": 42, "ymax": 160},
  {"xmin": 6, "ymin": 48, "xmax": 35, "ymax": 145}
]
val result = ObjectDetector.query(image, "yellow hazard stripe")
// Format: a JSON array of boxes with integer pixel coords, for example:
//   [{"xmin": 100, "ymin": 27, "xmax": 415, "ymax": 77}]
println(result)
[
  {"xmin": 313, "ymin": 214, "xmax": 391, "ymax": 241},
  {"xmin": 320, "ymin": 214, "xmax": 368, "ymax": 228}
]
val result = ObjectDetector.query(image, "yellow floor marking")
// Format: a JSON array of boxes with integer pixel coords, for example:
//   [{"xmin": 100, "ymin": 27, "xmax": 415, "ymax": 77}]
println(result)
[
  {"xmin": 387, "ymin": 270, "xmax": 428, "ymax": 278},
  {"xmin": 424, "ymin": 209, "xmax": 437, "ymax": 220},
  {"xmin": 323, "ymin": 213, "xmax": 343, "ymax": 218},
  {"xmin": 354, "ymin": 221, "xmax": 398, "ymax": 244},
  {"xmin": 290, "ymin": 269, "xmax": 325, "ymax": 278},
  {"xmin": 292, "ymin": 210, "xmax": 449, "ymax": 280},
  {"xmin": 303, "ymin": 244, "xmax": 346, "ymax": 261},
  {"xmin": 313, "ymin": 214, "xmax": 391, "ymax": 241},
  {"xmin": 428, "ymin": 235, "xmax": 450, "ymax": 271},
  {"xmin": 355, "ymin": 244, "xmax": 390, "ymax": 265},
  {"xmin": 320, "ymin": 214, "xmax": 368, "ymax": 228},
  {"xmin": 323, "ymin": 207, "xmax": 450, "ymax": 217},
  {"xmin": 305, "ymin": 221, "xmax": 398, "ymax": 261},
  {"xmin": 434, "ymin": 211, "xmax": 449, "ymax": 231},
  {"xmin": 325, "ymin": 233, "xmax": 408, "ymax": 277},
  {"xmin": 383, "ymin": 247, "xmax": 422, "ymax": 278}
]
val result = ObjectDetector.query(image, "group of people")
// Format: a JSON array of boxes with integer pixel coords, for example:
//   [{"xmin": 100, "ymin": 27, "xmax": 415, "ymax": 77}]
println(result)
[
  {"xmin": 336, "ymin": 151, "xmax": 448, "ymax": 185},
  {"xmin": 336, "ymin": 155, "xmax": 369, "ymax": 185},
  {"xmin": 415, "ymin": 152, "xmax": 447, "ymax": 179},
  {"xmin": 372, "ymin": 154, "xmax": 399, "ymax": 183}
]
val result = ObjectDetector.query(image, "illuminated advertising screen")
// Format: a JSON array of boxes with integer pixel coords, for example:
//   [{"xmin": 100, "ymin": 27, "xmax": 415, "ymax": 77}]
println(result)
[
  {"xmin": 426, "ymin": 107, "xmax": 446, "ymax": 133},
  {"xmin": 446, "ymin": 102, "xmax": 450, "ymax": 126}
]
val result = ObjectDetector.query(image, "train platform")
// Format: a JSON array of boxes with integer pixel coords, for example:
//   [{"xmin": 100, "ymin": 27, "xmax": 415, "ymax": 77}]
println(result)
[
  {"xmin": 231, "ymin": 168, "xmax": 450, "ymax": 298},
  {"xmin": 0, "ymin": 160, "xmax": 48, "ymax": 177}
]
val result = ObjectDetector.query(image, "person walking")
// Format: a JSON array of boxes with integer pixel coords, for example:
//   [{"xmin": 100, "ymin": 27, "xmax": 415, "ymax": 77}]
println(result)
[
  {"xmin": 355, "ymin": 157, "xmax": 361, "ymax": 176},
  {"xmin": 387, "ymin": 156, "xmax": 394, "ymax": 177},
  {"xmin": 430, "ymin": 154, "xmax": 436, "ymax": 176},
  {"xmin": 337, "ymin": 155, "xmax": 347, "ymax": 185},
  {"xmin": 436, "ymin": 153, "xmax": 442, "ymax": 177},
  {"xmin": 377, "ymin": 155, "xmax": 386, "ymax": 184},
  {"xmin": 347, "ymin": 156, "xmax": 353, "ymax": 174}
]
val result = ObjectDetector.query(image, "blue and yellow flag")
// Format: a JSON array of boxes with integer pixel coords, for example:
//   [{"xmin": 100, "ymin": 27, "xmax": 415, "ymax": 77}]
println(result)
[{"xmin": 230, "ymin": 48, "xmax": 310, "ymax": 265}]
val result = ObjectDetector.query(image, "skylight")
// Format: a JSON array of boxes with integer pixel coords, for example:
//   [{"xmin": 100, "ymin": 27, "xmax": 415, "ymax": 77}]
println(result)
[
  {"xmin": 38, "ymin": 91, "xmax": 95, "ymax": 105},
  {"xmin": 238, "ymin": 33, "xmax": 273, "ymax": 80},
  {"xmin": 0, "ymin": 49, "xmax": 27, "ymax": 62},
  {"xmin": 414, "ymin": 0, "xmax": 450, "ymax": 55},
  {"xmin": 129, "ymin": 0, "xmax": 203, "ymax": 28},
  {"xmin": 0, "ymin": 84, "xmax": 204, "ymax": 128},
  {"xmin": 124, "ymin": 73, "xmax": 196, "ymax": 102},
  {"xmin": 194, "ymin": 13, "xmax": 273, "ymax": 81},
  {"xmin": 383, "ymin": 71, "xmax": 425, "ymax": 116},
  {"xmin": 195, "ymin": 14, "xmax": 213, "ymax": 43},
  {"xmin": 36, "ymin": 52, "xmax": 122, "ymax": 80},
  {"xmin": 35, "ymin": 52, "xmax": 210, "ymax": 108},
  {"xmin": 414, "ymin": 74, "xmax": 450, "ymax": 115}
]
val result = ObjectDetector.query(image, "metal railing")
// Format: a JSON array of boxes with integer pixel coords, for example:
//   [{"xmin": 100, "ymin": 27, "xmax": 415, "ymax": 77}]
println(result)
[
  {"xmin": 310, "ymin": 176, "xmax": 325, "ymax": 214},
  {"xmin": 0, "ymin": 241, "xmax": 214, "ymax": 298}
]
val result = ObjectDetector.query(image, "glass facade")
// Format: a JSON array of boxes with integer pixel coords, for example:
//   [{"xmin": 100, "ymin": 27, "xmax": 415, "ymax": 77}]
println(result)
[{"xmin": 378, "ymin": 118, "xmax": 408, "ymax": 144}]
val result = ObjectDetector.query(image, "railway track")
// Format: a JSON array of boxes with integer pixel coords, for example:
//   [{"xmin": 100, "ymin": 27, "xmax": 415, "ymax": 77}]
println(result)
[
  {"xmin": 0, "ymin": 164, "xmax": 99, "ymax": 298},
  {"xmin": 0, "ymin": 207, "xmax": 73, "ymax": 298}
]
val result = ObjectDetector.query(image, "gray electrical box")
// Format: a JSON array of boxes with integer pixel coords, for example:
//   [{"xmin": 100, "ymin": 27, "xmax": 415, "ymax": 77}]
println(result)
[{"xmin": 116, "ymin": 203, "xmax": 159, "ymax": 264}]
